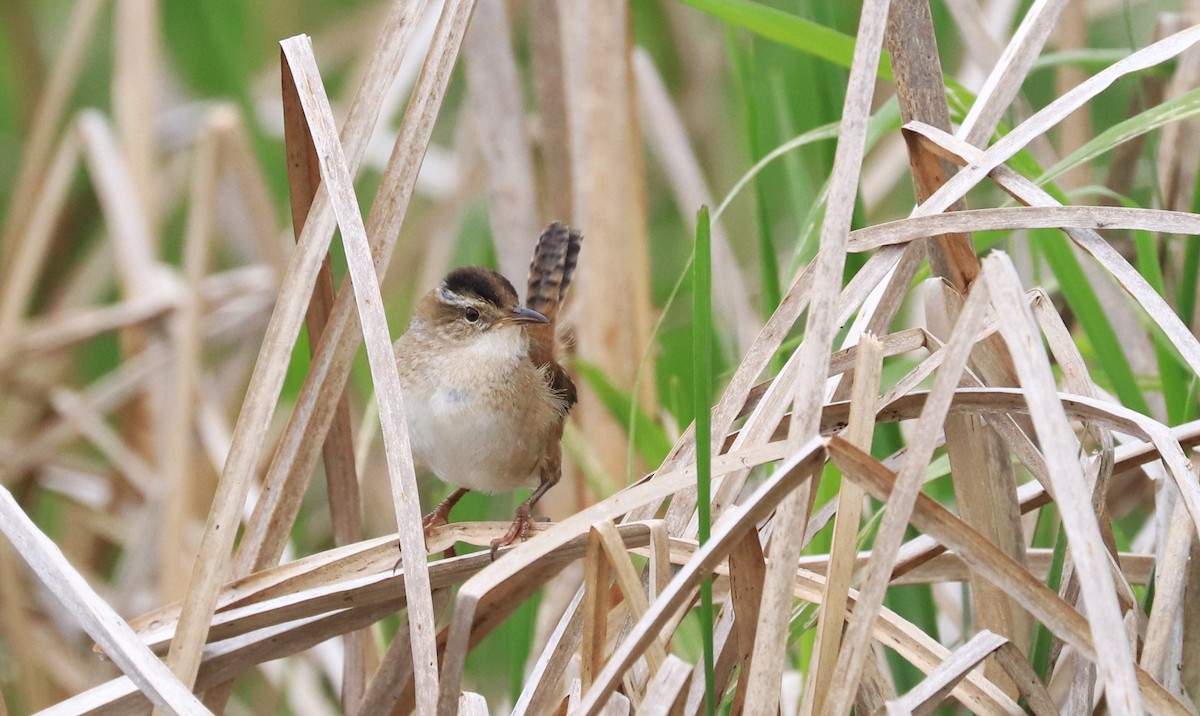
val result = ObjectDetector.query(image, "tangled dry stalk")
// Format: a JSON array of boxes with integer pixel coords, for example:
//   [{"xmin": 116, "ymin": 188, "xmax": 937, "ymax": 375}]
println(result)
[{"xmin": 2, "ymin": 0, "xmax": 1200, "ymax": 714}]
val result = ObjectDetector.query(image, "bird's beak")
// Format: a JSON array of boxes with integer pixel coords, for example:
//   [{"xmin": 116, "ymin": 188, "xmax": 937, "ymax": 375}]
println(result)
[{"xmin": 506, "ymin": 306, "xmax": 550, "ymax": 325}]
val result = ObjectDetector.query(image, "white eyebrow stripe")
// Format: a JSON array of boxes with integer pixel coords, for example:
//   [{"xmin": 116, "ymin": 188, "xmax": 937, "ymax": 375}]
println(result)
[{"xmin": 436, "ymin": 286, "xmax": 472, "ymax": 307}]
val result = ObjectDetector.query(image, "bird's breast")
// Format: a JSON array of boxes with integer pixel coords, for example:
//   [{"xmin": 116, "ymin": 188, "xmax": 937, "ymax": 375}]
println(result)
[{"xmin": 400, "ymin": 346, "xmax": 562, "ymax": 493}]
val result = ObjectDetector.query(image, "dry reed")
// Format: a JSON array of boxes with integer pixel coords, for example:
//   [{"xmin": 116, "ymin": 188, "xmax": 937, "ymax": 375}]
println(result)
[{"xmin": 1, "ymin": 0, "xmax": 1199, "ymax": 714}]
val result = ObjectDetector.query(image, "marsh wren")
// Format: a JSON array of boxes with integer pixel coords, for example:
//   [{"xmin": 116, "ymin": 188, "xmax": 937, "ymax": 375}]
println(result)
[{"xmin": 394, "ymin": 223, "xmax": 581, "ymax": 555}]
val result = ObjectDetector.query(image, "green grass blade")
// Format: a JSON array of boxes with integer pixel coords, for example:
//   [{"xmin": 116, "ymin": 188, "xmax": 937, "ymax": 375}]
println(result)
[
  {"xmin": 1036, "ymin": 86, "xmax": 1200, "ymax": 188},
  {"xmin": 1180, "ymin": 170, "xmax": 1200, "ymax": 329},
  {"xmin": 726, "ymin": 34, "xmax": 783, "ymax": 328},
  {"xmin": 671, "ymin": 0, "xmax": 891, "ymax": 78},
  {"xmin": 1132, "ymin": 228, "xmax": 1190, "ymax": 422},
  {"xmin": 1031, "ymin": 48, "xmax": 1133, "ymax": 73},
  {"xmin": 1031, "ymin": 512, "xmax": 1068, "ymax": 680},
  {"xmin": 1180, "ymin": 235, "xmax": 1200, "ymax": 330},
  {"xmin": 713, "ymin": 121, "xmax": 841, "ymax": 223}
]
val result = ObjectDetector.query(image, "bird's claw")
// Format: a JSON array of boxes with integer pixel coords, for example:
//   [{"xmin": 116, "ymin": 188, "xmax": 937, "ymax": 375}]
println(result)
[
  {"xmin": 422, "ymin": 510, "xmax": 449, "ymax": 533},
  {"xmin": 489, "ymin": 505, "xmax": 533, "ymax": 560}
]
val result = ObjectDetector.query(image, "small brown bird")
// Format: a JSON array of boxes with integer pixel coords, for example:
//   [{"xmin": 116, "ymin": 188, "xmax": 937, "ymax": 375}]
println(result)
[{"xmin": 394, "ymin": 223, "xmax": 581, "ymax": 555}]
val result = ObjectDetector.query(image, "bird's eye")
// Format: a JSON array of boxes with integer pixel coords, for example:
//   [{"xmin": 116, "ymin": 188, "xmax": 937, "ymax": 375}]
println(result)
[{"xmin": 464, "ymin": 307, "xmax": 480, "ymax": 323}]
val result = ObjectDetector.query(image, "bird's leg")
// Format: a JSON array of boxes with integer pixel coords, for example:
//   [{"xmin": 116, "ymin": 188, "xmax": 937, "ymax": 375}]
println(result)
[
  {"xmin": 490, "ymin": 503, "xmax": 531, "ymax": 560},
  {"xmin": 411, "ymin": 487, "xmax": 471, "ymax": 561},
  {"xmin": 423, "ymin": 487, "xmax": 470, "ymax": 532},
  {"xmin": 491, "ymin": 455, "xmax": 560, "ymax": 559}
]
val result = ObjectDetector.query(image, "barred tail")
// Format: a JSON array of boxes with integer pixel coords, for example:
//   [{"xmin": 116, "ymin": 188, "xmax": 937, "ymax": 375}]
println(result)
[{"xmin": 525, "ymin": 222, "xmax": 582, "ymax": 324}]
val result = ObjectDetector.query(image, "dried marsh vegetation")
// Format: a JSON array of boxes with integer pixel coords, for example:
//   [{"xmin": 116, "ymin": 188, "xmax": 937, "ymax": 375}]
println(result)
[{"xmin": 1, "ymin": 0, "xmax": 1200, "ymax": 714}]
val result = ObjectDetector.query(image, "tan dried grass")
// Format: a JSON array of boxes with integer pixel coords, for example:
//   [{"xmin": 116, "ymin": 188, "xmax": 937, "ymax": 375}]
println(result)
[{"xmin": 2, "ymin": 0, "xmax": 1200, "ymax": 714}]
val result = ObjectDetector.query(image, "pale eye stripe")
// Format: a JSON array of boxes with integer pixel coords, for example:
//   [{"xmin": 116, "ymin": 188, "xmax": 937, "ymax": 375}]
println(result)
[{"xmin": 436, "ymin": 286, "xmax": 472, "ymax": 307}]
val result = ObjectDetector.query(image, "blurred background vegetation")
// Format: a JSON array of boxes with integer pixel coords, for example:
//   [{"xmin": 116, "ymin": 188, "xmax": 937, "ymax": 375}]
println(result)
[{"xmin": 1, "ymin": 0, "xmax": 1198, "ymax": 713}]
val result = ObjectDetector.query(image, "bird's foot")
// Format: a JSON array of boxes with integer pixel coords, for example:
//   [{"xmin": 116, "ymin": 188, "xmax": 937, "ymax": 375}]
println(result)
[
  {"xmin": 490, "ymin": 503, "xmax": 534, "ymax": 560},
  {"xmin": 421, "ymin": 487, "xmax": 469, "ymax": 540},
  {"xmin": 420, "ymin": 511, "xmax": 460, "ymax": 559},
  {"xmin": 422, "ymin": 508, "xmax": 450, "ymax": 533}
]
